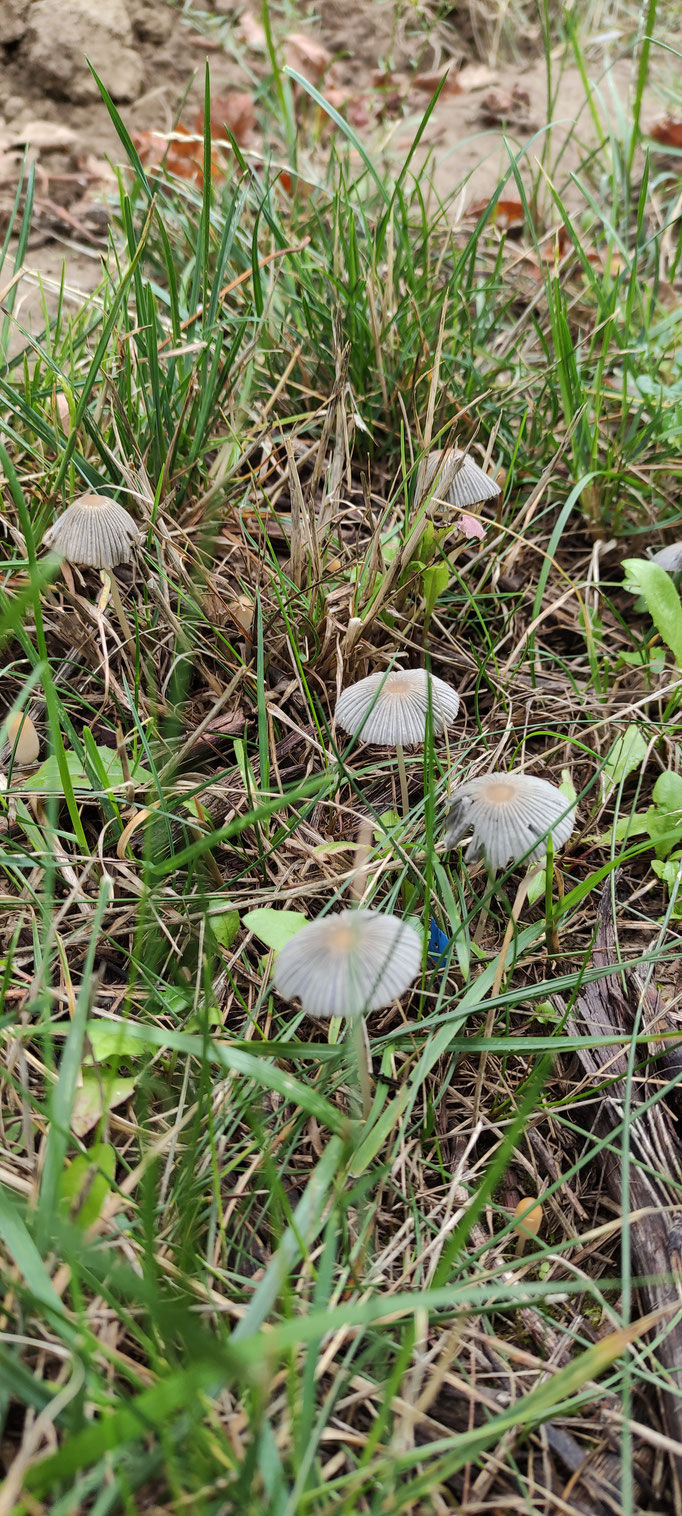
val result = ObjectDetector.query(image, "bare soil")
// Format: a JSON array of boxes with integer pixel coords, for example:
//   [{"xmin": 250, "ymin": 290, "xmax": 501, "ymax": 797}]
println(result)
[{"xmin": 0, "ymin": 0, "xmax": 672, "ymax": 348}]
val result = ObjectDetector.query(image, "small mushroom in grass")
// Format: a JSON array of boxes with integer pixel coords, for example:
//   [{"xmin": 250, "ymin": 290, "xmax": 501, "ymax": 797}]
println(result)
[
  {"xmin": 446, "ymin": 773, "xmax": 575, "ymax": 1120},
  {"xmin": 42, "ymin": 493, "xmax": 140, "ymax": 645},
  {"xmin": 418, "ymin": 448, "xmax": 501, "ymax": 511},
  {"xmin": 274, "ymin": 908, "xmax": 422, "ymax": 1117},
  {"xmin": 651, "ymin": 542, "xmax": 682, "ymax": 574},
  {"xmin": 335, "ymin": 668, "xmax": 460, "ymax": 817},
  {"xmin": 444, "ymin": 771, "xmax": 575, "ymax": 873},
  {"xmin": 0, "ymin": 711, "xmax": 40, "ymax": 769},
  {"xmin": 513, "ymin": 1196, "xmax": 543, "ymax": 1257}
]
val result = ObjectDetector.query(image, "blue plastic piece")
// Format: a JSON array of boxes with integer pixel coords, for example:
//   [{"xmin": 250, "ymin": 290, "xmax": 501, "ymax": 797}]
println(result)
[{"xmin": 428, "ymin": 918, "xmax": 451, "ymax": 962}]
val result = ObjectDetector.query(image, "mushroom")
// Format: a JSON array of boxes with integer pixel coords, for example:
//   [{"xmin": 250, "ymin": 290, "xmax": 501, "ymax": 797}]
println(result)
[
  {"xmin": 335, "ymin": 668, "xmax": 460, "ymax": 816},
  {"xmin": 417, "ymin": 447, "xmax": 501, "ymax": 512},
  {"xmin": 42, "ymin": 492, "xmax": 140, "ymax": 645},
  {"xmin": 513, "ymin": 1196, "xmax": 543, "ymax": 1257},
  {"xmin": 444, "ymin": 771, "xmax": 575, "ymax": 873},
  {"xmin": 0, "ymin": 711, "xmax": 40, "ymax": 770},
  {"xmin": 274, "ymin": 908, "xmax": 422, "ymax": 1117},
  {"xmin": 651, "ymin": 543, "xmax": 682, "ymax": 575}
]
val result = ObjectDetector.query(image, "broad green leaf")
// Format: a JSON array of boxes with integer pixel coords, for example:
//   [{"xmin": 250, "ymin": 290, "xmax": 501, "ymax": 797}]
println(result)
[
  {"xmin": 85, "ymin": 1020, "xmax": 157, "ymax": 1061},
  {"xmin": 26, "ymin": 746, "xmax": 150, "ymax": 796},
  {"xmin": 71, "ymin": 1073, "xmax": 137, "ymax": 1137},
  {"xmin": 0, "ymin": 1189, "xmax": 66, "ymax": 1318},
  {"xmin": 243, "ymin": 908, "xmax": 307, "ymax": 952},
  {"xmin": 603, "ymin": 725, "xmax": 648, "ymax": 787},
  {"xmin": 559, "ymin": 769, "xmax": 578, "ymax": 806},
  {"xmin": 206, "ymin": 909, "xmax": 240, "ymax": 950},
  {"xmin": 645, "ymin": 770, "xmax": 682, "ymax": 858},
  {"xmin": 623, "ymin": 557, "xmax": 682, "ymax": 666},
  {"xmin": 59, "ymin": 1142, "xmax": 116, "ymax": 1229},
  {"xmin": 422, "ymin": 561, "xmax": 450, "ymax": 619},
  {"xmin": 594, "ymin": 813, "xmax": 650, "ymax": 847},
  {"xmin": 651, "ymin": 853, "xmax": 682, "ymax": 914}
]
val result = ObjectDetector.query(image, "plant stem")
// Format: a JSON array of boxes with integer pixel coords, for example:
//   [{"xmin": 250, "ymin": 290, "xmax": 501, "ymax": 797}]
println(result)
[
  {"xmin": 396, "ymin": 741, "xmax": 409, "ymax": 818},
  {"xmin": 104, "ymin": 570, "xmax": 135, "ymax": 650}
]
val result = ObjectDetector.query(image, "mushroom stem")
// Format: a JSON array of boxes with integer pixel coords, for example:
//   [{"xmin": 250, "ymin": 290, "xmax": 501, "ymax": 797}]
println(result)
[
  {"xmin": 103, "ymin": 570, "xmax": 135, "ymax": 651},
  {"xmin": 395, "ymin": 742, "xmax": 409, "ymax": 818},
  {"xmin": 351, "ymin": 1014, "xmax": 372, "ymax": 1122},
  {"xmin": 474, "ymin": 867, "xmax": 495, "ymax": 946}
]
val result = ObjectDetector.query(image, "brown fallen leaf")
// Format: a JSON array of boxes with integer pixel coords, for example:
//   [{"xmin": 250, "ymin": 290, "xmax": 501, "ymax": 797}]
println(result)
[
  {"xmin": 72, "ymin": 1072, "xmax": 136, "ymax": 1137},
  {"xmin": 651, "ymin": 118, "xmax": 682, "ymax": 148},
  {"xmin": 208, "ymin": 91, "xmax": 257, "ymax": 145},
  {"xmin": 479, "ymin": 85, "xmax": 532, "ymax": 126},
  {"xmin": 284, "ymin": 31, "xmax": 332, "ymax": 84},
  {"xmin": 347, "ymin": 95, "xmax": 372, "ymax": 129},
  {"xmin": 238, "ymin": 9, "xmax": 267, "ymax": 50},
  {"xmin": 455, "ymin": 63, "xmax": 497, "ymax": 92},
  {"xmin": 203, "ymin": 709, "xmax": 246, "ymax": 737},
  {"xmin": 132, "ymin": 89, "xmax": 257, "ymax": 190},
  {"xmin": 412, "ymin": 67, "xmax": 461, "ymax": 97},
  {"xmin": 325, "ymin": 85, "xmax": 353, "ymax": 111},
  {"xmin": 470, "ymin": 197, "xmax": 525, "ymax": 229}
]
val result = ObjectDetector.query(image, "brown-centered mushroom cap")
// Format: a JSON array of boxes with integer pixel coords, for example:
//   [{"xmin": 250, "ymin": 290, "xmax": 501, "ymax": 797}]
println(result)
[
  {"xmin": 335, "ymin": 669, "xmax": 460, "ymax": 748},
  {"xmin": 42, "ymin": 493, "xmax": 140, "ymax": 570},
  {"xmin": 418, "ymin": 448, "xmax": 501, "ymax": 510}
]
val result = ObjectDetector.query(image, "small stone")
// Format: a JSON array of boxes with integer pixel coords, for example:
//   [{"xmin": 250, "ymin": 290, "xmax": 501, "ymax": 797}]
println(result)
[
  {"xmin": 24, "ymin": 0, "xmax": 144, "ymax": 104},
  {"xmin": 128, "ymin": 0, "xmax": 174, "ymax": 44},
  {"xmin": 0, "ymin": 0, "xmax": 28, "ymax": 45}
]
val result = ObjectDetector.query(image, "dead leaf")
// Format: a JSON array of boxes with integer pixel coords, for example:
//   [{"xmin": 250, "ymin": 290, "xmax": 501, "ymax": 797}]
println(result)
[
  {"xmin": 10, "ymin": 120, "xmax": 78, "ymax": 150},
  {"xmin": 455, "ymin": 64, "xmax": 497, "ymax": 92},
  {"xmin": 238, "ymin": 10, "xmax": 267, "ymax": 49},
  {"xmin": 471, "ymin": 197, "xmax": 525, "ymax": 229},
  {"xmin": 207, "ymin": 92, "xmax": 257, "ymax": 145},
  {"xmin": 72, "ymin": 1072, "xmax": 136, "ymax": 1137},
  {"xmin": 479, "ymin": 85, "xmax": 532, "ymax": 126},
  {"xmin": 460, "ymin": 513, "xmax": 486, "ymax": 539},
  {"xmin": 76, "ymin": 154, "xmax": 118, "ymax": 190},
  {"xmin": 651, "ymin": 118, "xmax": 682, "ymax": 149},
  {"xmin": 203, "ymin": 709, "xmax": 246, "ymax": 737},
  {"xmin": 412, "ymin": 67, "xmax": 461, "ymax": 97},
  {"xmin": 325, "ymin": 85, "xmax": 353, "ymax": 112},
  {"xmin": 347, "ymin": 96, "xmax": 372, "ymax": 129},
  {"xmin": 284, "ymin": 31, "xmax": 332, "ymax": 84}
]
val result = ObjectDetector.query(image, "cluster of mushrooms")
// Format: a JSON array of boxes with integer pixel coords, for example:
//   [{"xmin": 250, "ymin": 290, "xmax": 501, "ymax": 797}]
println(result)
[
  {"xmin": 272, "ymin": 450, "xmax": 577, "ymax": 1025},
  {"xmin": 7, "ymin": 452, "xmax": 578, "ymax": 1035}
]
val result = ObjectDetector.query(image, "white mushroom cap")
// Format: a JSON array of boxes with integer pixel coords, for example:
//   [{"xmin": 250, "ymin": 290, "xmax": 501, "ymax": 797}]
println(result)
[
  {"xmin": 444, "ymin": 771, "xmax": 576, "ymax": 871},
  {"xmin": 335, "ymin": 669, "xmax": 460, "ymax": 747},
  {"xmin": 273, "ymin": 909, "xmax": 422, "ymax": 1018},
  {"xmin": 42, "ymin": 493, "xmax": 140, "ymax": 569},
  {"xmin": 651, "ymin": 543, "xmax": 682, "ymax": 574},
  {"xmin": 418, "ymin": 448, "xmax": 501, "ymax": 510}
]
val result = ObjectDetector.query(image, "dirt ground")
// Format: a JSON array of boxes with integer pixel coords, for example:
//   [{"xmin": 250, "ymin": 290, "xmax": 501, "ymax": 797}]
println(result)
[{"xmin": 0, "ymin": 0, "xmax": 673, "ymax": 346}]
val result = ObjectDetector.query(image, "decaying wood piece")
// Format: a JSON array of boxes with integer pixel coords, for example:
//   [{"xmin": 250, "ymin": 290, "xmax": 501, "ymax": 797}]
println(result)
[{"xmin": 553, "ymin": 877, "xmax": 682, "ymax": 1489}]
